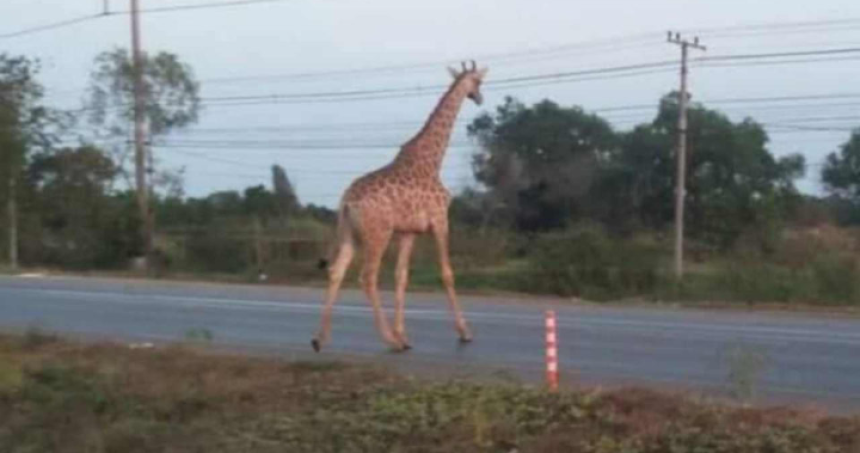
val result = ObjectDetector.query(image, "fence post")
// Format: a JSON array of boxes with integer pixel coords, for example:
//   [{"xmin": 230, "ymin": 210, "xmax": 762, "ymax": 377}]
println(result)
[{"xmin": 546, "ymin": 310, "xmax": 559, "ymax": 391}]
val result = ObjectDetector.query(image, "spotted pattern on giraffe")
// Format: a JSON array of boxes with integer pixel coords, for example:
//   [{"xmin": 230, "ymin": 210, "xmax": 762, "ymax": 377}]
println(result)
[{"xmin": 313, "ymin": 62, "xmax": 488, "ymax": 351}]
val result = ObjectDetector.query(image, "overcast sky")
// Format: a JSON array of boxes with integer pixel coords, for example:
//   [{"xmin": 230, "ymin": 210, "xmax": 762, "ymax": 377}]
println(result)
[{"xmin": 3, "ymin": 0, "xmax": 860, "ymax": 206}]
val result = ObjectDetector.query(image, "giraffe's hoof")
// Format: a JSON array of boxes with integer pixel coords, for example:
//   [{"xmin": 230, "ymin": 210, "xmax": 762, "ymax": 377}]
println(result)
[
  {"xmin": 387, "ymin": 342, "xmax": 411, "ymax": 353},
  {"xmin": 458, "ymin": 335, "xmax": 473, "ymax": 345},
  {"xmin": 393, "ymin": 331, "xmax": 410, "ymax": 347},
  {"xmin": 311, "ymin": 338, "xmax": 321, "ymax": 353}
]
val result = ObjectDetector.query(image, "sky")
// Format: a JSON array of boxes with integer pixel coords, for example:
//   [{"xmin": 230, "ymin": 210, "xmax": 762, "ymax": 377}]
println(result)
[{"xmin": 2, "ymin": 0, "xmax": 860, "ymax": 207}]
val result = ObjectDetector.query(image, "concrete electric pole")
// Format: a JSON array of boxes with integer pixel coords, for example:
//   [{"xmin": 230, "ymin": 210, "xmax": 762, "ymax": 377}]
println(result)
[
  {"xmin": 131, "ymin": 0, "xmax": 152, "ymax": 272},
  {"xmin": 667, "ymin": 31, "xmax": 705, "ymax": 279}
]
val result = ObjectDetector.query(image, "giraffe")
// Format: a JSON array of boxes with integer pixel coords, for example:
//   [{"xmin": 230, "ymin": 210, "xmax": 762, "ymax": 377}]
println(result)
[{"xmin": 312, "ymin": 61, "xmax": 488, "ymax": 352}]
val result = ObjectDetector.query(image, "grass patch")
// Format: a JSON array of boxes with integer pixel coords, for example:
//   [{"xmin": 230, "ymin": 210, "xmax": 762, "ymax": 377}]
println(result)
[
  {"xmin": 0, "ymin": 334, "xmax": 858, "ymax": 452},
  {"xmin": 182, "ymin": 327, "xmax": 214, "ymax": 343}
]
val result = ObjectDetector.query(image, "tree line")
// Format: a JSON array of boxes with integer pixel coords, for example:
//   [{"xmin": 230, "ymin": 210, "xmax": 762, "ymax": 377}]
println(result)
[{"xmin": 3, "ymin": 49, "xmax": 860, "ymax": 281}]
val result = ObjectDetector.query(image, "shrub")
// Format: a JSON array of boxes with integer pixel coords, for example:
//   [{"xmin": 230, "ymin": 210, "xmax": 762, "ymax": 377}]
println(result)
[{"xmin": 522, "ymin": 225, "xmax": 664, "ymax": 300}]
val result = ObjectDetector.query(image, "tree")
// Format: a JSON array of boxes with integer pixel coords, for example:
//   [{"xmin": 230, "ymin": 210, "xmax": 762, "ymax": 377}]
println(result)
[
  {"xmin": 87, "ymin": 47, "xmax": 199, "ymax": 266},
  {"xmin": 822, "ymin": 130, "xmax": 860, "ymax": 207},
  {"xmin": 468, "ymin": 97, "xmax": 617, "ymax": 231},
  {"xmin": 604, "ymin": 92, "xmax": 805, "ymax": 248},
  {"xmin": 467, "ymin": 93, "xmax": 805, "ymax": 249},
  {"xmin": 592, "ymin": 123, "xmax": 675, "ymax": 232},
  {"xmin": 87, "ymin": 47, "xmax": 199, "ymax": 192},
  {"xmin": 25, "ymin": 146, "xmax": 134, "ymax": 268},
  {"xmin": 0, "ymin": 54, "xmax": 57, "ymax": 269},
  {"xmin": 272, "ymin": 164, "xmax": 300, "ymax": 222},
  {"xmin": 243, "ymin": 185, "xmax": 278, "ymax": 220}
]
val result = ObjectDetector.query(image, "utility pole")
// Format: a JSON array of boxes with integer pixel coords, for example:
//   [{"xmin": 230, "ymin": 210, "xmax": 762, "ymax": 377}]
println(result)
[
  {"xmin": 667, "ymin": 31, "xmax": 705, "ymax": 280},
  {"xmin": 7, "ymin": 175, "xmax": 17, "ymax": 271},
  {"xmin": 131, "ymin": 0, "xmax": 152, "ymax": 272}
]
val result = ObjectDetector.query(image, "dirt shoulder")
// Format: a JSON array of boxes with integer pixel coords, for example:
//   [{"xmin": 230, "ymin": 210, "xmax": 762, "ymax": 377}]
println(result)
[{"xmin": 1, "ymin": 332, "xmax": 858, "ymax": 452}]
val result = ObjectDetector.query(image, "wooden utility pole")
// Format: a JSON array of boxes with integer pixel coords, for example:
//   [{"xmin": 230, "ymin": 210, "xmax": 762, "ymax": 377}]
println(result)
[
  {"xmin": 667, "ymin": 31, "xmax": 705, "ymax": 279},
  {"xmin": 131, "ymin": 0, "xmax": 152, "ymax": 271},
  {"xmin": 7, "ymin": 175, "xmax": 17, "ymax": 270}
]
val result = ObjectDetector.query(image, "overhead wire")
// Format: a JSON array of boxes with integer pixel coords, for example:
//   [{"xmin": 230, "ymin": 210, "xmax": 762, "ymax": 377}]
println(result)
[
  {"xmin": 0, "ymin": 12, "xmax": 108, "ymax": 39},
  {"xmin": 0, "ymin": 0, "xmax": 293, "ymax": 39}
]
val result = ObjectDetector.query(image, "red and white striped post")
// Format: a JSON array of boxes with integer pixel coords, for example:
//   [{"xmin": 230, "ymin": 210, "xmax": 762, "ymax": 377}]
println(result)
[{"xmin": 545, "ymin": 310, "xmax": 559, "ymax": 391}]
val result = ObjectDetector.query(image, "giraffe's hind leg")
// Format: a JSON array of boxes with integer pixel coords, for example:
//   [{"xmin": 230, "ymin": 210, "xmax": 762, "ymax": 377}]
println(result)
[
  {"xmin": 393, "ymin": 233, "xmax": 416, "ymax": 349},
  {"xmin": 360, "ymin": 223, "xmax": 405, "ymax": 351},
  {"xmin": 312, "ymin": 232, "xmax": 355, "ymax": 352}
]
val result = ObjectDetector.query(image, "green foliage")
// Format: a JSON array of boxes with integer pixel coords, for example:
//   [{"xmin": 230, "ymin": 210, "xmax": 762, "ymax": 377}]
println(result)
[
  {"xmin": 86, "ymin": 47, "xmax": 199, "ymax": 199},
  {"xmin": 22, "ymin": 146, "xmax": 138, "ymax": 268},
  {"xmin": 724, "ymin": 343, "xmax": 771, "ymax": 403},
  {"xmin": 2, "ymin": 364, "xmax": 113, "ymax": 452},
  {"xmin": 469, "ymin": 97, "xmax": 617, "ymax": 231},
  {"xmin": 0, "ymin": 54, "xmax": 54, "ymax": 174},
  {"xmin": 20, "ymin": 326, "xmax": 59, "ymax": 349},
  {"xmin": 606, "ymin": 93, "xmax": 804, "ymax": 248},
  {"xmin": 523, "ymin": 225, "xmax": 663, "ymax": 300},
  {"xmin": 0, "ymin": 53, "xmax": 64, "ymax": 267},
  {"xmin": 88, "ymin": 47, "xmax": 200, "ymax": 137},
  {"xmin": 465, "ymin": 94, "xmax": 805, "ymax": 250},
  {"xmin": 183, "ymin": 328, "xmax": 214, "ymax": 343},
  {"xmin": 272, "ymin": 164, "xmax": 300, "ymax": 220},
  {"xmin": 822, "ymin": 130, "xmax": 860, "ymax": 222},
  {"xmin": 657, "ymin": 254, "xmax": 860, "ymax": 306},
  {"xmin": 0, "ymin": 357, "xmax": 23, "ymax": 393}
]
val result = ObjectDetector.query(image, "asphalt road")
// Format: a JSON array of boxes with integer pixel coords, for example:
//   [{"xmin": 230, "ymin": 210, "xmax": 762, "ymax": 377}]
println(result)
[{"xmin": 2, "ymin": 274, "xmax": 860, "ymax": 413}]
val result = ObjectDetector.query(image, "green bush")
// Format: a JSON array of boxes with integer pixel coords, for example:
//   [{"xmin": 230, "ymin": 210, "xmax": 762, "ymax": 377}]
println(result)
[
  {"xmin": 182, "ymin": 233, "xmax": 252, "ymax": 273},
  {"xmin": 656, "ymin": 253, "xmax": 860, "ymax": 306},
  {"xmin": 522, "ymin": 225, "xmax": 664, "ymax": 300}
]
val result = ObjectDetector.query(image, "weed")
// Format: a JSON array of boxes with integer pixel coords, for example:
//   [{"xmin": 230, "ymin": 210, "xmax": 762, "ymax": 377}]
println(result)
[
  {"xmin": 20, "ymin": 325, "xmax": 59, "ymax": 349},
  {"xmin": 183, "ymin": 328, "xmax": 214, "ymax": 343},
  {"xmin": 724, "ymin": 343, "xmax": 771, "ymax": 404}
]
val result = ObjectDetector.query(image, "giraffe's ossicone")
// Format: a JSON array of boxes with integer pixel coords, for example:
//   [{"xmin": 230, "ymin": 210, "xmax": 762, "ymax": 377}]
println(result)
[{"xmin": 312, "ymin": 61, "xmax": 488, "ymax": 352}]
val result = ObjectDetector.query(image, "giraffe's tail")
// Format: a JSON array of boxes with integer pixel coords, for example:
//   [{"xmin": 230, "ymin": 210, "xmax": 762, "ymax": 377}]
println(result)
[{"xmin": 317, "ymin": 202, "xmax": 351, "ymax": 271}]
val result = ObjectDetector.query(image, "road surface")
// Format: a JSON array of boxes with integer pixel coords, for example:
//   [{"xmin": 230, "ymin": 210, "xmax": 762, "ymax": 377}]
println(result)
[{"xmin": 1, "ymin": 274, "xmax": 859, "ymax": 413}]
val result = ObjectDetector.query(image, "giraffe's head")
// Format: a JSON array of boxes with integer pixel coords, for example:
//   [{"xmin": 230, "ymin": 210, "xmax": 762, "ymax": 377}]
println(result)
[{"xmin": 447, "ymin": 60, "xmax": 489, "ymax": 106}]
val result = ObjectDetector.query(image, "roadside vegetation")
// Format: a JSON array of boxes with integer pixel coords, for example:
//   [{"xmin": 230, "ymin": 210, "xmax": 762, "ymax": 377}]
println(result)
[
  {"xmin": 4, "ymin": 48, "xmax": 860, "ymax": 306},
  {"xmin": 1, "ymin": 332, "xmax": 858, "ymax": 453}
]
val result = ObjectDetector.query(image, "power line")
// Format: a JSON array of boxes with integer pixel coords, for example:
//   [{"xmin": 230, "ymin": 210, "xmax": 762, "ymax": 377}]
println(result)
[
  {"xmin": 201, "ymin": 34, "xmax": 663, "ymax": 85},
  {"xmin": 38, "ymin": 39, "xmax": 860, "ymax": 107},
  {"xmin": 46, "ymin": 92, "xmax": 860, "ymax": 140},
  {"xmin": 688, "ymin": 17, "xmax": 860, "ymax": 37},
  {"xmin": 764, "ymin": 123, "xmax": 854, "ymax": 132},
  {"xmin": 0, "ymin": 13, "xmax": 107, "ymax": 39},
  {"xmin": 137, "ymin": 0, "xmax": 292, "ymax": 15},
  {"xmin": 193, "ymin": 46, "xmax": 860, "ymax": 107},
  {"xmin": 697, "ymin": 92, "xmax": 860, "ymax": 106},
  {"xmin": 695, "ymin": 55, "xmax": 860, "ymax": 69},
  {"xmin": 199, "ymin": 17, "xmax": 860, "ymax": 85},
  {"xmin": 167, "ymin": 148, "xmax": 403, "ymax": 175},
  {"xmin": 697, "ymin": 46, "xmax": 860, "ymax": 63},
  {"xmin": 0, "ymin": 0, "xmax": 292, "ymax": 40},
  {"xmin": 198, "ymin": 61, "xmax": 681, "ymax": 106}
]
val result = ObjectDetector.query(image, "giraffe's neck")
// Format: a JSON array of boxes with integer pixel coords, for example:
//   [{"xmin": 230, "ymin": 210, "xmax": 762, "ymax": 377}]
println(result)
[{"xmin": 394, "ymin": 78, "xmax": 469, "ymax": 175}]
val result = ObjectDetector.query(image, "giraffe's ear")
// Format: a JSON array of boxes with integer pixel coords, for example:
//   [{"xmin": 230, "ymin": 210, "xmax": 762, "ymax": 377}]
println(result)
[
  {"xmin": 477, "ymin": 67, "xmax": 489, "ymax": 79},
  {"xmin": 447, "ymin": 66, "xmax": 460, "ymax": 79}
]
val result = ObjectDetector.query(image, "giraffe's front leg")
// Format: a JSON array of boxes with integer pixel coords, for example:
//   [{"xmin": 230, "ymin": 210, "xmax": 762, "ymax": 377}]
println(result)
[
  {"xmin": 394, "ymin": 233, "xmax": 416, "ymax": 349},
  {"xmin": 432, "ymin": 221, "xmax": 473, "ymax": 343}
]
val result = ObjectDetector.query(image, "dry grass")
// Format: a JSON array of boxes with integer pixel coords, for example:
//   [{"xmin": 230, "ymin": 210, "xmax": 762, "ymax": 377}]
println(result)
[{"xmin": 0, "ymin": 332, "xmax": 859, "ymax": 452}]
